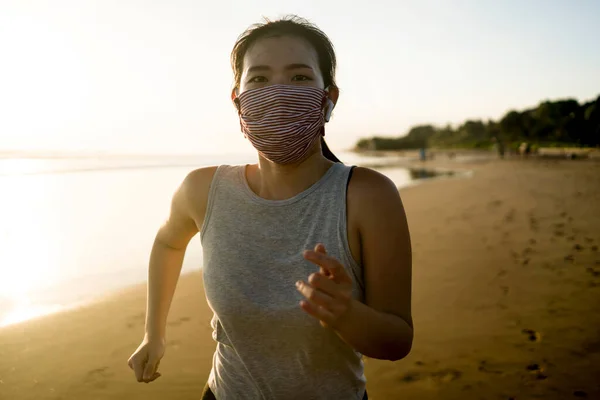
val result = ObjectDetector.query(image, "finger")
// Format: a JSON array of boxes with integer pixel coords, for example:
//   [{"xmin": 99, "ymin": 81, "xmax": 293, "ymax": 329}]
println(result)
[
  {"xmin": 299, "ymin": 299, "xmax": 335, "ymax": 326},
  {"xmin": 296, "ymin": 280, "xmax": 334, "ymax": 308},
  {"xmin": 307, "ymin": 272, "xmax": 340, "ymax": 298},
  {"xmin": 143, "ymin": 357, "xmax": 160, "ymax": 381},
  {"xmin": 144, "ymin": 372, "xmax": 162, "ymax": 383},
  {"xmin": 303, "ymin": 251, "xmax": 348, "ymax": 282},
  {"xmin": 132, "ymin": 356, "xmax": 146, "ymax": 382},
  {"xmin": 314, "ymin": 243, "xmax": 327, "ymax": 254},
  {"xmin": 313, "ymin": 244, "xmax": 331, "ymax": 276},
  {"xmin": 308, "ymin": 273, "xmax": 353, "ymax": 302}
]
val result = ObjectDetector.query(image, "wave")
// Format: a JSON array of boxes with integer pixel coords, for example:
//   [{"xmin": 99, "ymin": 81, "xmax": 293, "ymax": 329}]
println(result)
[
  {"xmin": 0, "ymin": 154, "xmax": 257, "ymax": 176},
  {"xmin": 0, "ymin": 151, "xmax": 414, "ymax": 177}
]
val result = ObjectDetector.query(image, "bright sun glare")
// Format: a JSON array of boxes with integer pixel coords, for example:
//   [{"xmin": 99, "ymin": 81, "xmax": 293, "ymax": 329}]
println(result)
[
  {"xmin": 0, "ymin": 171, "xmax": 62, "ymax": 325},
  {"xmin": 0, "ymin": 14, "xmax": 87, "ymax": 150}
]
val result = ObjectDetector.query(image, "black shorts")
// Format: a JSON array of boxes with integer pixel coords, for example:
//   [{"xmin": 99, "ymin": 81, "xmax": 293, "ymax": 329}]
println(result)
[{"xmin": 201, "ymin": 383, "xmax": 369, "ymax": 399}]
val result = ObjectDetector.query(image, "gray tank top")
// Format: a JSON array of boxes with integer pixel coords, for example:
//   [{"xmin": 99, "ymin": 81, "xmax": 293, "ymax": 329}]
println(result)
[{"xmin": 200, "ymin": 163, "xmax": 367, "ymax": 400}]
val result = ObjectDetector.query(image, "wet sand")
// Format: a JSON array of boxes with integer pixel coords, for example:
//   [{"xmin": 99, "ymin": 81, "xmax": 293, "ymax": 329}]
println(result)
[{"xmin": 1, "ymin": 158, "xmax": 599, "ymax": 399}]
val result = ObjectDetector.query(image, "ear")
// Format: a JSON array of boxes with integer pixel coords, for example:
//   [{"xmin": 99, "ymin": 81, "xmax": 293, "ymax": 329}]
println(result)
[
  {"xmin": 325, "ymin": 85, "xmax": 339, "ymax": 107},
  {"xmin": 324, "ymin": 86, "xmax": 339, "ymax": 122},
  {"xmin": 231, "ymin": 87, "xmax": 240, "ymax": 110}
]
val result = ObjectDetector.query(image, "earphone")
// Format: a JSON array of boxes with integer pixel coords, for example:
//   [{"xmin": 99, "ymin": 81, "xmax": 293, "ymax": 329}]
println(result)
[{"xmin": 323, "ymin": 98, "xmax": 334, "ymax": 122}]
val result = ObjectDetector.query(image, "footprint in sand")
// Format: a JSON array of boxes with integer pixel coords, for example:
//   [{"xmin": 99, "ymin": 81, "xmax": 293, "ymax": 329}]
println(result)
[
  {"xmin": 488, "ymin": 200, "xmax": 503, "ymax": 208},
  {"xmin": 399, "ymin": 369, "xmax": 462, "ymax": 385},
  {"xmin": 564, "ymin": 254, "xmax": 575, "ymax": 263},
  {"xmin": 126, "ymin": 313, "xmax": 145, "ymax": 329},
  {"xmin": 526, "ymin": 363, "xmax": 540, "ymax": 371},
  {"xmin": 413, "ymin": 360, "xmax": 440, "ymax": 367},
  {"xmin": 591, "ymin": 245, "xmax": 598, "ymax": 252},
  {"xmin": 477, "ymin": 360, "xmax": 504, "ymax": 374},
  {"xmin": 529, "ymin": 216, "xmax": 539, "ymax": 232},
  {"xmin": 526, "ymin": 363, "xmax": 548, "ymax": 380},
  {"xmin": 168, "ymin": 316, "xmax": 191, "ymax": 327},
  {"xmin": 399, "ymin": 371, "xmax": 422, "ymax": 383},
  {"xmin": 585, "ymin": 268, "xmax": 600, "ymax": 277},
  {"xmin": 431, "ymin": 369, "xmax": 462, "ymax": 383},
  {"xmin": 504, "ymin": 209, "xmax": 516, "ymax": 223},
  {"xmin": 522, "ymin": 329, "xmax": 542, "ymax": 342},
  {"xmin": 85, "ymin": 367, "xmax": 114, "ymax": 389},
  {"xmin": 573, "ymin": 244, "xmax": 584, "ymax": 251},
  {"xmin": 541, "ymin": 262, "xmax": 554, "ymax": 271},
  {"xmin": 529, "ymin": 238, "xmax": 537, "ymax": 245}
]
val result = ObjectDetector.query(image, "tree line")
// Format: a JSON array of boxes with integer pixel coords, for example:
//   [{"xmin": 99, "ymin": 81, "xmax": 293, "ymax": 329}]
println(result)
[{"xmin": 355, "ymin": 95, "xmax": 600, "ymax": 151}]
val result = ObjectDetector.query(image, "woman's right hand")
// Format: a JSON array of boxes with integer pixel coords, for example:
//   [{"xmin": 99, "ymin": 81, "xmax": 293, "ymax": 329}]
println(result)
[{"xmin": 127, "ymin": 335, "xmax": 166, "ymax": 383}]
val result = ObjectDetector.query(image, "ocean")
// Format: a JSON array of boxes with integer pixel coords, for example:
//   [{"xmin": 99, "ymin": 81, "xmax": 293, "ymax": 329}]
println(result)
[{"xmin": 0, "ymin": 151, "xmax": 430, "ymax": 327}]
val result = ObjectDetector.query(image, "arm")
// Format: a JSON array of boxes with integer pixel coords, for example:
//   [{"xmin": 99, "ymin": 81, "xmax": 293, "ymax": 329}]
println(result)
[
  {"xmin": 129, "ymin": 167, "xmax": 216, "ymax": 382},
  {"xmin": 145, "ymin": 167, "xmax": 216, "ymax": 340},
  {"xmin": 299, "ymin": 167, "xmax": 413, "ymax": 361},
  {"xmin": 144, "ymin": 194, "xmax": 197, "ymax": 341},
  {"xmin": 337, "ymin": 167, "xmax": 413, "ymax": 361}
]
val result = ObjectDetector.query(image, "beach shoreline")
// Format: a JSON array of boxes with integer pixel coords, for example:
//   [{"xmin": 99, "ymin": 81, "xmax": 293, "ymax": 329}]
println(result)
[
  {"xmin": 0, "ymin": 156, "xmax": 468, "ymax": 330},
  {"xmin": 1, "ymin": 158, "xmax": 599, "ymax": 399}
]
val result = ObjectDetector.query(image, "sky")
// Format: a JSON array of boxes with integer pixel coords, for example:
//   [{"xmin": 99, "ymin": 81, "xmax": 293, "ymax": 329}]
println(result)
[{"xmin": 1, "ymin": 0, "xmax": 599, "ymax": 155}]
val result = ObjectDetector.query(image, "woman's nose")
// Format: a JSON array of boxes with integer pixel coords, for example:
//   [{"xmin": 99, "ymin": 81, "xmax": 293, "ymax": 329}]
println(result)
[{"xmin": 269, "ymin": 74, "xmax": 287, "ymax": 85}]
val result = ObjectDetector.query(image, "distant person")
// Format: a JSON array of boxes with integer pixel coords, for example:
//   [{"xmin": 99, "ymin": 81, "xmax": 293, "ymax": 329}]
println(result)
[
  {"xmin": 127, "ymin": 16, "xmax": 413, "ymax": 400},
  {"xmin": 493, "ymin": 137, "xmax": 505, "ymax": 159},
  {"xmin": 519, "ymin": 142, "xmax": 530, "ymax": 158}
]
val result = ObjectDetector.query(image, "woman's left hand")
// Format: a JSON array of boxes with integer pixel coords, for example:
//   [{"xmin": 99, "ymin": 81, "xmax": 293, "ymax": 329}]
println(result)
[{"xmin": 296, "ymin": 243, "xmax": 354, "ymax": 328}]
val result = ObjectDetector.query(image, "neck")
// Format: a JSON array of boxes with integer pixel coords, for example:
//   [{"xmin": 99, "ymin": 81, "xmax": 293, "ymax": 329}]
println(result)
[{"xmin": 247, "ymin": 150, "xmax": 335, "ymax": 201}]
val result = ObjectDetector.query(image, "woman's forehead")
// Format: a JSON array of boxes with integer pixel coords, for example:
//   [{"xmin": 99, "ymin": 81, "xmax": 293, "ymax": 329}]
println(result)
[{"xmin": 243, "ymin": 36, "xmax": 319, "ymax": 70}]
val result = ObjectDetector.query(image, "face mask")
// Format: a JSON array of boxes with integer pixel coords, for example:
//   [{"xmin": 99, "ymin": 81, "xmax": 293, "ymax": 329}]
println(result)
[{"xmin": 236, "ymin": 84, "xmax": 333, "ymax": 165}]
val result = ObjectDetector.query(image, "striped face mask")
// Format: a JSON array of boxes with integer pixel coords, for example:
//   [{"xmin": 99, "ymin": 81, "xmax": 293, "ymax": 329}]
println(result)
[{"xmin": 237, "ymin": 84, "xmax": 332, "ymax": 165}]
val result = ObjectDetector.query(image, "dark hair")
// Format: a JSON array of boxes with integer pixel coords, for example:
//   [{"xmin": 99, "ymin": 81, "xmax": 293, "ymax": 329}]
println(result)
[{"xmin": 231, "ymin": 15, "xmax": 341, "ymax": 163}]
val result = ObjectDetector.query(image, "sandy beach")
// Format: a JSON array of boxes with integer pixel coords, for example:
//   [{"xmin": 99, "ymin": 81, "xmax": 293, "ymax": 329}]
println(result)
[{"xmin": 1, "ymin": 158, "xmax": 599, "ymax": 400}]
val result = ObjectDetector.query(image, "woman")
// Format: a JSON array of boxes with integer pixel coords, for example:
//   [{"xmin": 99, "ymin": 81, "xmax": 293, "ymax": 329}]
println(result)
[{"xmin": 128, "ymin": 16, "xmax": 413, "ymax": 400}]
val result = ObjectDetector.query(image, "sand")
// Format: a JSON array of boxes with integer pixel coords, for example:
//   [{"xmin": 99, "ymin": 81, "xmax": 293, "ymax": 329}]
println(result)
[{"xmin": 1, "ymin": 158, "xmax": 599, "ymax": 400}]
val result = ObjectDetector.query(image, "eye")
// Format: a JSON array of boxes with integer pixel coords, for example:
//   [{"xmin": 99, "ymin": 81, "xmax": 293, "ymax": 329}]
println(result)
[
  {"xmin": 292, "ymin": 75, "xmax": 312, "ymax": 82},
  {"xmin": 248, "ymin": 76, "xmax": 267, "ymax": 83}
]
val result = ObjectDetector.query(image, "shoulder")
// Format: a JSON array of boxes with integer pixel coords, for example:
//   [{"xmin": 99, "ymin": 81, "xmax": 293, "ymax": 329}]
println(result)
[
  {"xmin": 181, "ymin": 166, "xmax": 219, "ymax": 194},
  {"xmin": 347, "ymin": 166, "xmax": 402, "ymax": 205},
  {"xmin": 347, "ymin": 166, "xmax": 407, "ymax": 230},
  {"xmin": 177, "ymin": 165, "xmax": 220, "ymax": 221}
]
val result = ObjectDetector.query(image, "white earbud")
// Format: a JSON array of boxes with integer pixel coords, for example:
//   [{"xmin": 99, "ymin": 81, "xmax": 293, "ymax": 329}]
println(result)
[{"xmin": 324, "ymin": 99, "xmax": 335, "ymax": 122}]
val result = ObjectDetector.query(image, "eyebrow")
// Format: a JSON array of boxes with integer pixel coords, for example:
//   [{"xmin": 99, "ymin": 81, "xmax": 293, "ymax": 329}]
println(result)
[{"xmin": 246, "ymin": 63, "xmax": 314, "ymax": 73}]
